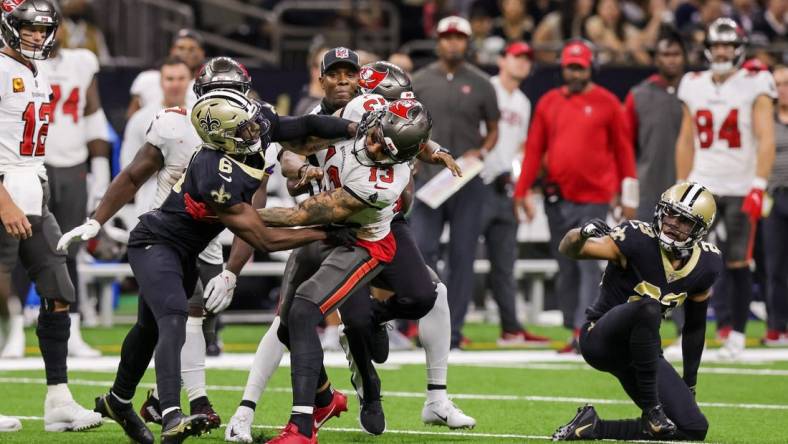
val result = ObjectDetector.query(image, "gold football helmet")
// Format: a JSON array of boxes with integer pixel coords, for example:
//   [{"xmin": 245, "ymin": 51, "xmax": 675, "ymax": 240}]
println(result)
[
  {"xmin": 653, "ymin": 182, "xmax": 716, "ymax": 257},
  {"xmin": 191, "ymin": 89, "xmax": 269, "ymax": 155}
]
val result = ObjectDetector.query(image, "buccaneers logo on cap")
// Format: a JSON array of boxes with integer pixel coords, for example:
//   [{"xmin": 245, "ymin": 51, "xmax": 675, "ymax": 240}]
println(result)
[
  {"xmin": 387, "ymin": 99, "xmax": 418, "ymax": 119},
  {"xmin": 359, "ymin": 66, "xmax": 387, "ymax": 90}
]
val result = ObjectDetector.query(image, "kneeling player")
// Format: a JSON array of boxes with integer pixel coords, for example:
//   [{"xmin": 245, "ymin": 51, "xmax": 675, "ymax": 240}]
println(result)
[{"xmin": 552, "ymin": 183, "xmax": 721, "ymax": 441}]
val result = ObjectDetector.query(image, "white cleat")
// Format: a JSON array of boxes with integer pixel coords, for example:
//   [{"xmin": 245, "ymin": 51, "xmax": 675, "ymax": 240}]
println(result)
[
  {"xmin": 44, "ymin": 398, "xmax": 103, "ymax": 432},
  {"xmin": 663, "ymin": 335, "xmax": 683, "ymax": 361},
  {"xmin": 225, "ymin": 407, "xmax": 254, "ymax": 443},
  {"xmin": 717, "ymin": 330, "xmax": 745, "ymax": 361},
  {"xmin": 0, "ymin": 315, "xmax": 25, "ymax": 359},
  {"xmin": 0, "ymin": 414, "xmax": 22, "ymax": 432},
  {"xmin": 67, "ymin": 336, "xmax": 101, "ymax": 358},
  {"xmin": 421, "ymin": 399, "xmax": 476, "ymax": 429}
]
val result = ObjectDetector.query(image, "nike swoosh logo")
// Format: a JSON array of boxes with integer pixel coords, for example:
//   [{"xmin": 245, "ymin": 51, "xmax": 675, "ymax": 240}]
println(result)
[
  {"xmin": 219, "ymin": 173, "xmax": 233, "ymax": 183},
  {"xmin": 315, "ymin": 405, "xmax": 335, "ymax": 428},
  {"xmin": 436, "ymin": 414, "xmax": 448, "ymax": 423},
  {"xmin": 229, "ymin": 429, "xmax": 238, "ymax": 437},
  {"xmin": 373, "ymin": 184, "xmax": 387, "ymax": 190},
  {"xmin": 575, "ymin": 423, "xmax": 592, "ymax": 437}
]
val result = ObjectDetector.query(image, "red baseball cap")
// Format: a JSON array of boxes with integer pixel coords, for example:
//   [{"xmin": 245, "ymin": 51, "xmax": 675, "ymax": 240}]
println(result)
[
  {"xmin": 504, "ymin": 41, "xmax": 533, "ymax": 58},
  {"xmin": 561, "ymin": 41, "xmax": 593, "ymax": 68}
]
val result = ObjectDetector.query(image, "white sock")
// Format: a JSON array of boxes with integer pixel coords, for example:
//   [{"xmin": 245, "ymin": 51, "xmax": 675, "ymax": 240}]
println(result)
[
  {"xmin": 241, "ymin": 316, "xmax": 286, "ymax": 405},
  {"xmin": 68, "ymin": 313, "xmax": 84, "ymax": 343},
  {"xmin": 427, "ymin": 388, "xmax": 448, "ymax": 404},
  {"xmin": 182, "ymin": 316, "xmax": 207, "ymax": 401},
  {"xmin": 419, "ymin": 282, "xmax": 450, "ymax": 388},
  {"xmin": 162, "ymin": 406, "xmax": 180, "ymax": 417},
  {"xmin": 291, "ymin": 405, "xmax": 313, "ymax": 415},
  {"xmin": 47, "ymin": 383, "xmax": 73, "ymax": 402},
  {"xmin": 7, "ymin": 314, "xmax": 24, "ymax": 341}
]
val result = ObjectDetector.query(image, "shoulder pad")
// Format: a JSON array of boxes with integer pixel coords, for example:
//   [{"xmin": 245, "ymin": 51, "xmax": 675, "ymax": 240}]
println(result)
[{"xmin": 149, "ymin": 107, "xmax": 192, "ymax": 140}]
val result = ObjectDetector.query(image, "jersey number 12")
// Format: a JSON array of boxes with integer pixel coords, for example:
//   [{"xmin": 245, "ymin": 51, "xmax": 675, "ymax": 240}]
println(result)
[{"xmin": 19, "ymin": 101, "xmax": 52, "ymax": 156}]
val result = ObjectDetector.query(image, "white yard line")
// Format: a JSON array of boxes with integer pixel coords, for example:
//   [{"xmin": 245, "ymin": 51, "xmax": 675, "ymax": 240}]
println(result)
[{"xmin": 1, "ymin": 376, "xmax": 787, "ymax": 411}]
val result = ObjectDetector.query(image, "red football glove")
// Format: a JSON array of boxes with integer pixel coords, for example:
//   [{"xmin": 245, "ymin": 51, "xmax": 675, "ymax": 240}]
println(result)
[{"xmin": 741, "ymin": 188, "xmax": 764, "ymax": 220}]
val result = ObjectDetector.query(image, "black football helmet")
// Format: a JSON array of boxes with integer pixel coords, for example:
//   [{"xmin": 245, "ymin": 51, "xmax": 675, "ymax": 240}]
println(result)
[
  {"xmin": 1, "ymin": 0, "xmax": 59, "ymax": 60},
  {"xmin": 193, "ymin": 56, "xmax": 252, "ymax": 97},
  {"xmin": 358, "ymin": 61, "xmax": 413, "ymax": 101}
]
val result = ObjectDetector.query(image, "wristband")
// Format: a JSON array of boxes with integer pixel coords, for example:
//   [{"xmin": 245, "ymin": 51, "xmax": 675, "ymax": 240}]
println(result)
[
  {"xmin": 621, "ymin": 177, "xmax": 639, "ymax": 208},
  {"xmin": 752, "ymin": 177, "xmax": 767, "ymax": 190}
]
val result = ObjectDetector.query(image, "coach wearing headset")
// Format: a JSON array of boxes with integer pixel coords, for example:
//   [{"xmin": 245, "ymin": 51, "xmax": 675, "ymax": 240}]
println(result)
[
  {"xmin": 513, "ymin": 39, "xmax": 637, "ymax": 353},
  {"xmin": 411, "ymin": 15, "xmax": 500, "ymax": 350}
]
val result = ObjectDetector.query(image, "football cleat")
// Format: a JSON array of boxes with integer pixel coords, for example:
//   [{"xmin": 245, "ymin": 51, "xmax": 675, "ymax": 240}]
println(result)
[
  {"xmin": 225, "ymin": 406, "xmax": 254, "ymax": 443},
  {"xmin": 0, "ymin": 414, "xmax": 21, "ymax": 432},
  {"xmin": 44, "ymin": 394, "xmax": 103, "ymax": 433},
  {"xmin": 717, "ymin": 330, "xmax": 745, "ymax": 361},
  {"xmin": 369, "ymin": 322, "xmax": 390, "ymax": 364},
  {"xmin": 94, "ymin": 393, "xmax": 152, "ymax": 443},
  {"xmin": 161, "ymin": 411, "xmax": 211, "ymax": 444},
  {"xmin": 139, "ymin": 389, "xmax": 162, "ymax": 425},
  {"xmin": 421, "ymin": 399, "xmax": 476, "ymax": 429},
  {"xmin": 359, "ymin": 399, "xmax": 386, "ymax": 435},
  {"xmin": 191, "ymin": 399, "xmax": 221, "ymax": 431},
  {"xmin": 497, "ymin": 330, "xmax": 551, "ymax": 347},
  {"xmin": 642, "ymin": 405, "xmax": 676, "ymax": 438},
  {"xmin": 265, "ymin": 422, "xmax": 317, "ymax": 444},
  {"xmin": 313, "ymin": 389, "xmax": 348, "ymax": 429},
  {"xmin": 762, "ymin": 330, "xmax": 788, "ymax": 347},
  {"xmin": 552, "ymin": 404, "xmax": 599, "ymax": 441}
]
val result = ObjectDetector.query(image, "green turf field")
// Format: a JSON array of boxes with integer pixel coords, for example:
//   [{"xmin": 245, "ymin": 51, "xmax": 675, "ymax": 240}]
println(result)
[{"xmin": 1, "ymin": 321, "xmax": 786, "ymax": 443}]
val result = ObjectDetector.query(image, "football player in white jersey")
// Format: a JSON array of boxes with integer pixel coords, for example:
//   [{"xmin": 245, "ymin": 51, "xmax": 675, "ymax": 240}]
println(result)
[
  {"xmin": 35, "ymin": 26, "xmax": 111, "ymax": 358},
  {"xmin": 675, "ymin": 18, "xmax": 776, "ymax": 359},
  {"xmin": 0, "ymin": 0, "xmax": 102, "ymax": 432},
  {"xmin": 252, "ymin": 99, "xmax": 431, "ymax": 444},
  {"xmin": 59, "ymin": 57, "xmax": 253, "ymax": 433}
]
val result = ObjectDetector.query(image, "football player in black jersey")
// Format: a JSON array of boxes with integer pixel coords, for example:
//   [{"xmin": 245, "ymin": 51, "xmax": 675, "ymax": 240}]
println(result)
[
  {"xmin": 552, "ymin": 182, "xmax": 722, "ymax": 441},
  {"xmin": 59, "ymin": 90, "xmax": 359, "ymax": 444}
]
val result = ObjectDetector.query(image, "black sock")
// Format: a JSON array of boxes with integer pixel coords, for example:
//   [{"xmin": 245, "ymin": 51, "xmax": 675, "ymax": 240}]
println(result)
[
  {"xmin": 240, "ymin": 400, "xmax": 257, "ymax": 411},
  {"xmin": 203, "ymin": 313, "xmax": 218, "ymax": 345},
  {"xmin": 289, "ymin": 412, "xmax": 312, "ymax": 437},
  {"xmin": 112, "ymin": 322, "xmax": 158, "ymax": 401},
  {"xmin": 597, "ymin": 418, "xmax": 649, "ymax": 440},
  {"xmin": 189, "ymin": 396, "xmax": 210, "ymax": 412},
  {"xmin": 427, "ymin": 384, "xmax": 447, "ymax": 391},
  {"xmin": 37, "ymin": 311, "xmax": 70, "ymax": 385},
  {"xmin": 729, "ymin": 267, "xmax": 753, "ymax": 333},
  {"xmin": 315, "ymin": 384, "xmax": 333, "ymax": 408},
  {"xmin": 343, "ymin": 326, "xmax": 380, "ymax": 401},
  {"xmin": 155, "ymin": 314, "xmax": 186, "ymax": 412},
  {"xmin": 629, "ymin": 302, "xmax": 662, "ymax": 410}
]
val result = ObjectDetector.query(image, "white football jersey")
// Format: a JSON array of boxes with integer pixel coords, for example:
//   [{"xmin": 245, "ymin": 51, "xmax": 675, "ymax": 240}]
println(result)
[
  {"xmin": 130, "ymin": 69, "xmax": 197, "ymax": 110},
  {"xmin": 321, "ymin": 139, "xmax": 410, "ymax": 241},
  {"xmin": 0, "ymin": 53, "xmax": 52, "ymax": 177},
  {"xmin": 482, "ymin": 75, "xmax": 530, "ymax": 183},
  {"xmin": 678, "ymin": 69, "xmax": 777, "ymax": 196},
  {"xmin": 37, "ymin": 49, "xmax": 100, "ymax": 167}
]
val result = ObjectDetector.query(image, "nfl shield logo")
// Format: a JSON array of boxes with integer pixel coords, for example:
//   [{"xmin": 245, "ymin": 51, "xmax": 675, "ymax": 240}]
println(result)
[{"xmin": 335, "ymin": 47, "xmax": 349, "ymax": 59}]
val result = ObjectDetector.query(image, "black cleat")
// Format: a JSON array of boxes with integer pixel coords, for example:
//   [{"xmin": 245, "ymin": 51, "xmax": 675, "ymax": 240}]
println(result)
[
  {"xmin": 161, "ymin": 411, "xmax": 211, "ymax": 444},
  {"xmin": 190, "ymin": 398, "xmax": 221, "ymax": 431},
  {"xmin": 139, "ymin": 389, "xmax": 162, "ymax": 425},
  {"xmin": 94, "ymin": 393, "xmax": 154, "ymax": 444},
  {"xmin": 642, "ymin": 405, "xmax": 677, "ymax": 438},
  {"xmin": 552, "ymin": 404, "xmax": 599, "ymax": 441},
  {"xmin": 369, "ymin": 322, "xmax": 390, "ymax": 364},
  {"xmin": 206, "ymin": 339, "xmax": 222, "ymax": 357},
  {"xmin": 359, "ymin": 399, "xmax": 386, "ymax": 435}
]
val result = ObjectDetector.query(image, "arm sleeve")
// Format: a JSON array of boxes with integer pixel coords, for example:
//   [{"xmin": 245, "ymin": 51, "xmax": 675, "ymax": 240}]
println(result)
[
  {"xmin": 623, "ymin": 91, "xmax": 639, "ymax": 156},
  {"xmin": 681, "ymin": 296, "xmax": 708, "ymax": 388},
  {"xmin": 272, "ymin": 114, "xmax": 351, "ymax": 142},
  {"xmin": 514, "ymin": 97, "xmax": 548, "ymax": 198},
  {"xmin": 610, "ymin": 101, "xmax": 637, "ymax": 186}
]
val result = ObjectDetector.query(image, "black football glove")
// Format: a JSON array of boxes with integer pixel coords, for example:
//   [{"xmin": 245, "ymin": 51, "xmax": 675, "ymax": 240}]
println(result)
[
  {"xmin": 323, "ymin": 224, "xmax": 359, "ymax": 250},
  {"xmin": 580, "ymin": 218, "xmax": 612, "ymax": 240}
]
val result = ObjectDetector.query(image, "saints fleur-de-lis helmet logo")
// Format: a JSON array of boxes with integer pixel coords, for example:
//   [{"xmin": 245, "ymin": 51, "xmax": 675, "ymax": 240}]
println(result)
[{"xmin": 199, "ymin": 107, "xmax": 221, "ymax": 134}]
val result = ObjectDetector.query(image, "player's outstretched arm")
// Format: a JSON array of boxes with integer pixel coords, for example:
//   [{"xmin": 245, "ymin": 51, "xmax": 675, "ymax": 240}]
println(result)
[
  {"xmin": 559, "ymin": 220, "xmax": 625, "ymax": 267},
  {"xmin": 93, "ymin": 143, "xmax": 164, "ymax": 225},
  {"xmin": 275, "ymin": 114, "xmax": 357, "ymax": 146},
  {"xmin": 418, "ymin": 141, "xmax": 462, "ymax": 177},
  {"xmin": 682, "ymin": 290, "xmax": 711, "ymax": 394},
  {"xmin": 675, "ymin": 104, "xmax": 695, "ymax": 181},
  {"xmin": 257, "ymin": 187, "xmax": 366, "ymax": 227},
  {"xmin": 217, "ymin": 202, "xmax": 327, "ymax": 252}
]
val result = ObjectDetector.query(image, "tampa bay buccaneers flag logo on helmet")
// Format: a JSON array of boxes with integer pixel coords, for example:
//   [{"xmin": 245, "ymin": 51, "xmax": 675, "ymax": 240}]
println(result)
[
  {"xmin": 1, "ymin": 0, "xmax": 25, "ymax": 13},
  {"xmin": 359, "ymin": 65, "xmax": 388, "ymax": 91},
  {"xmin": 387, "ymin": 99, "xmax": 418, "ymax": 119}
]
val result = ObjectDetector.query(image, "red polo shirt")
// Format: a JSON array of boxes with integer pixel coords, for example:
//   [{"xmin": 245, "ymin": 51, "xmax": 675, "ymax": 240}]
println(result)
[{"xmin": 514, "ymin": 84, "xmax": 636, "ymax": 204}]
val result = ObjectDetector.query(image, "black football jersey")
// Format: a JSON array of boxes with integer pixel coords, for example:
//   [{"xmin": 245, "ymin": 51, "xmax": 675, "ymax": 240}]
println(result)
[
  {"xmin": 129, "ymin": 145, "xmax": 271, "ymax": 257},
  {"xmin": 585, "ymin": 220, "xmax": 723, "ymax": 322}
]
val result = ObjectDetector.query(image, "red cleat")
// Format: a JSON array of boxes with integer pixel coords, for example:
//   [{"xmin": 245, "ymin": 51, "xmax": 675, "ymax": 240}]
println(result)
[
  {"xmin": 266, "ymin": 422, "xmax": 317, "ymax": 444},
  {"xmin": 717, "ymin": 325, "xmax": 732, "ymax": 341},
  {"xmin": 313, "ymin": 389, "xmax": 348, "ymax": 429},
  {"xmin": 497, "ymin": 330, "xmax": 551, "ymax": 347}
]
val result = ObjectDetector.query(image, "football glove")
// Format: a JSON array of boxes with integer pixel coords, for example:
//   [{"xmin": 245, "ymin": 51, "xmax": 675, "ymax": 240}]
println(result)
[
  {"xmin": 580, "ymin": 218, "xmax": 611, "ymax": 240},
  {"xmin": 57, "ymin": 219, "xmax": 101, "ymax": 252},
  {"xmin": 204, "ymin": 270, "xmax": 237, "ymax": 313}
]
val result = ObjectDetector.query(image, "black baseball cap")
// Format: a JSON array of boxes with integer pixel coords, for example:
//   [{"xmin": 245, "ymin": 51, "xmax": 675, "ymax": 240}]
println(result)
[
  {"xmin": 172, "ymin": 28, "xmax": 205, "ymax": 48},
  {"xmin": 320, "ymin": 47, "xmax": 360, "ymax": 76}
]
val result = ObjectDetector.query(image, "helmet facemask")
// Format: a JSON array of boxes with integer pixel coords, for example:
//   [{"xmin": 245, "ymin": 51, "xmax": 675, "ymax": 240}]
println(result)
[
  {"xmin": 352, "ymin": 110, "xmax": 398, "ymax": 167},
  {"xmin": 653, "ymin": 202, "xmax": 708, "ymax": 259},
  {"xmin": 223, "ymin": 103, "xmax": 269, "ymax": 155}
]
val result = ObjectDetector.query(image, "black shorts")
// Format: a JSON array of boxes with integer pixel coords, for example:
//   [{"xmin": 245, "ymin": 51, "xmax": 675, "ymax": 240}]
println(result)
[
  {"xmin": 0, "ymin": 180, "xmax": 74, "ymax": 304},
  {"xmin": 710, "ymin": 195, "xmax": 755, "ymax": 262}
]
